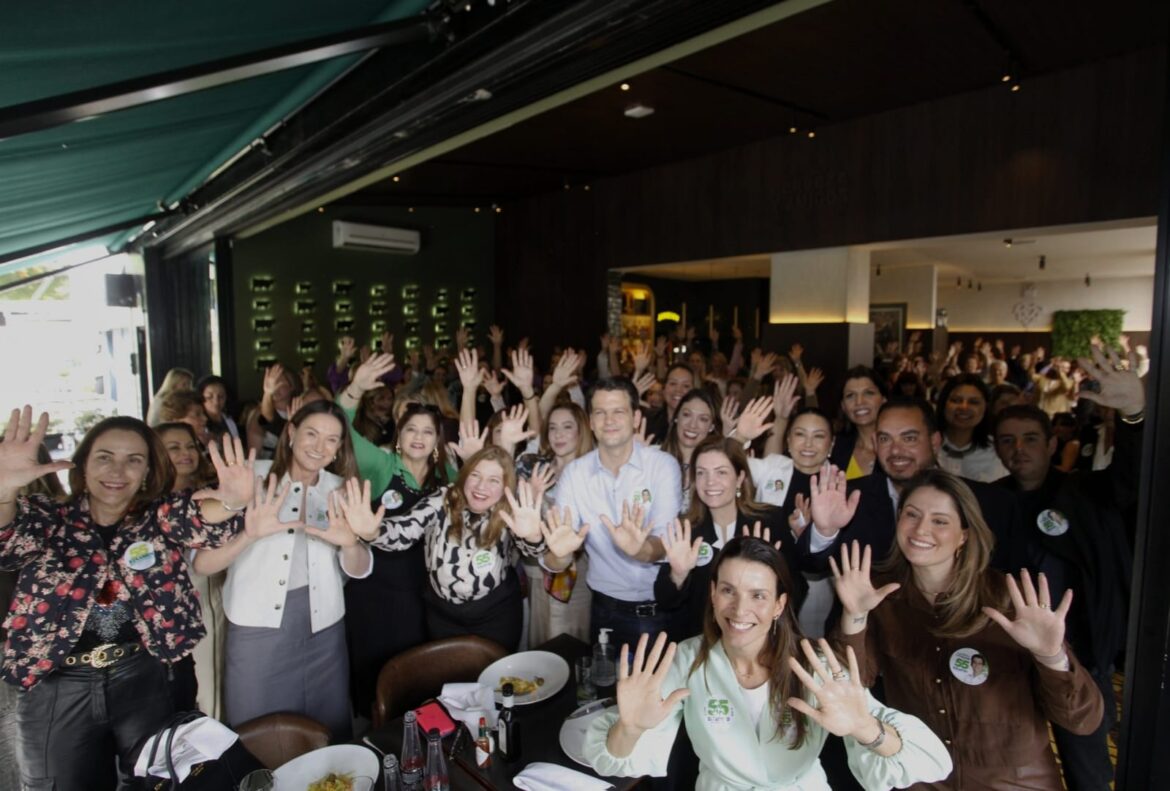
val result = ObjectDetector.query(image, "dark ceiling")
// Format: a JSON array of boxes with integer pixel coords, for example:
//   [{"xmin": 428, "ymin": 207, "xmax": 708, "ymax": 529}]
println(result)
[{"xmin": 351, "ymin": 0, "xmax": 1169, "ymax": 207}]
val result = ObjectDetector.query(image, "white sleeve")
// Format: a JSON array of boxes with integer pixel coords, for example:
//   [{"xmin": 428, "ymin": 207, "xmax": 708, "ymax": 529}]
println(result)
[
  {"xmin": 845, "ymin": 689, "xmax": 954, "ymax": 791},
  {"xmin": 807, "ymin": 525, "xmax": 840, "ymax": 553}
]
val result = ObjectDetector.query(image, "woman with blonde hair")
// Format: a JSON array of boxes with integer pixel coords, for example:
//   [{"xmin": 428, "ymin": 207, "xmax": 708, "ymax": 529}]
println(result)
[
  {"xmin": 145, "ymin": 367, "xmax": 195, "ymax": 426},
  {"xmin": 831, "ymin": 468, "xmax": 1104, "ymax": 789}
]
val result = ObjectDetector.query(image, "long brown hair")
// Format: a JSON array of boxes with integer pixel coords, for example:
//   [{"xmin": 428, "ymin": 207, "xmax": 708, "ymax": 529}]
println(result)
[
  {"xmin": 154, "ymin": 422, "xmax": 216, "ymax": 490},
  {"xmin": 539, "ymin": 402, "xmax": 594, "ymax": 460},
  {"xmin": 444, "ymin": 446, "xmax": 516, "ymax": 549},
  {"xmin": 689, "ymin": 537, "xmax": 809, "ymax": 747},
  {"xmin": 685, "ymin": 435, "xmax": 768, "ymax": 526},
  {"xmin": 270, "ymin": 401, "xmax": 358, "ymax": 481},
  {"xmin": 69, "ymin": 416, "xmax": 174, "ymax": 515},
  {"xmin": 878, "ymin": 469, "xmax": 1007, "ymax": 638},
  {"xmin": 663, "ymin": 389, "xmax": 723, "ymax": 469}
]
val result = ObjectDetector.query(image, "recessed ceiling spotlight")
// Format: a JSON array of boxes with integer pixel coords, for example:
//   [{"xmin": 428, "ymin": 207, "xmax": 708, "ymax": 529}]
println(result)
[
  {"xmin": 1004, "ymin": 238, "xmax": 1013, "ymax": 248},
  {"xmin": 807, "ymin": 130, "xmax": 816, "ymax": 139},
  {"xmin": 624, "ymin": 104, "xmax": 655, "ymax": 119},
  {"xmin": 789, "ymin": 126, "xmax": 797, "ymax": 134},
  {"xmin": 620, "ymin": 83, "xmax": 630, "ymax": 91},
  {"xmin": 392, "ymin": 175, "xmax": 400, "ymax": 183}
]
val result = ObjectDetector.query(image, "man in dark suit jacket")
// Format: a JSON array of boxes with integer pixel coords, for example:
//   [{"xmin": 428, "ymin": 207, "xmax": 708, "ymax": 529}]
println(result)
[{"xmin": 797, "ymin": 397, "xmax": 1037, "ymax": 576}]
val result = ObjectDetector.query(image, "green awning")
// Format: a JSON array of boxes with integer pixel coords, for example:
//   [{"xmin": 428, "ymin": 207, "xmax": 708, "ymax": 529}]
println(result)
[{"xmin": 0, "ymin": 1, "xmax": 430, "ymax": 261}]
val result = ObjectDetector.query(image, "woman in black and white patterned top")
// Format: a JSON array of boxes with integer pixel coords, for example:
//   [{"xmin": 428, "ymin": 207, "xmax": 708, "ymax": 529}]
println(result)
[{"xmin": 342, "ymin": 443, "xmax": 586, "ymax": 650}]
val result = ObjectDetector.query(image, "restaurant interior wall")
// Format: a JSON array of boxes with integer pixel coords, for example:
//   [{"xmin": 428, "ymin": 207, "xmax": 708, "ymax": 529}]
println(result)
[
  {"xmin": 868, "ymin": 265, "xmax": 938, "ymax": 330},
  {"xmin": 230, "ymin": 205, "xmax": 494, "ymax": 401},
  {"xmin": 494, "ymin": 47, "xmax": 1164, "ymax": 350}
]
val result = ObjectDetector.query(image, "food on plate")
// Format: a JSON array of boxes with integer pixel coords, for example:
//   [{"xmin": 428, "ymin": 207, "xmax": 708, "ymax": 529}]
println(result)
[
  {"xmin": 497, "ymin": 675, "xmax": 545, "ymax": 696},
  {"xmin": 307, "ymin": 772, "xmax": 354, "ymax": 791}
]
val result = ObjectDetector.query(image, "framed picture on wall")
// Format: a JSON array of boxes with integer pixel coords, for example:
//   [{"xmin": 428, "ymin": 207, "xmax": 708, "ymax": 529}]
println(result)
[{"xmin": 870, "ymin": 303, "xmax": 907, "ymax": 353}]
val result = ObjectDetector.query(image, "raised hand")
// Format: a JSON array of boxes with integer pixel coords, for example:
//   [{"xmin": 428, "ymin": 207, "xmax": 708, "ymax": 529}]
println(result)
[
  {"xmin": 195, "ymin": 434, "xmax": 257, "ymax": 509},
  {"xmin": 735, "ymin": 396, "xmax": 776, "ymax": 441},
  {"xmin": 501, "ymin": 479, "xmax": 543, "ymax": 542},
  {"xmin": 527, "ymin": 462, "xmax": 557, "ymax": 503},
  {"xmin": 789, "ymin": 343, "xmax": 804, "ymax": 363},
  {"xmin": 482, "ymin": 370, "xmax": 506, "ymax": 398},
  {"xmin": 731, "ymin": 325, "xmax": 743, "ymax": 343},
  {"xmin": 454, "ymin": 348, "xmax": 483, "ymax": 391},
  {"xmin": 773, "ymin": 373, "xmax": 800, "ymax": 419},
  {"xmin": 351, "ymin": 352, "xmax": 396, "ymax": 393},
  {"xmin": 751, "ymin": 352, "xmax": 778, "ymax": 382},
  {"xmin": 601, "ymin": 501, "xmax": 652, "ymax": 558},
  {"xmin": 244, "ymin": 474, "xmax": 302, "ymax": 540},
  {"xmin": 334, "ymin": 477, "xmax": 384, "ymax": 542},
  {"xmin": 502, "ymin": 348, "xmax": 536, "ymax": 398},
  {"xmin": 337, "ymin": 336, "xmax": 357, "ymax": 363},
  {"xmin": 488, "ymin": 325, "xmax": 505, "ymax": 347},
  {"xmin": 786, "ymin": 640, "xmax": 874, "ymax": 740},
  {"xmin": 633, "ymin": 344, "xmax": 652, "ymax": 378},
  {"xmin": 608, "ymin": 334, "xmax": 622, "ymax": 354},
  {"xmin": 982, "ymin": 569, "xmax": 1071, "ymax": 659},
  {"xmin": 829, "ymin": 541, "xmax": 900, "ymax": 630},
  {"xmin": 632, "ymin": 411, "xmax": 655, "ymax": 447},
  {"xmin": 809, "ymin": 463, "xmax": 860, "ymax": 535},
  {"xmin": 496, "ymin": 404, "xmax": 535, "ymax": 448},
  {"xmin": 655, "ymin": 335, "xmax": 669, "ymax": 357},
  {"xmin": 380, "ymin": 331, "xmax": 394, "ymax": 355},
  {"xmin": 318, "ymin": 490, "xmax": 361, "ymax": 548},
  {"xmin": 287, "ymin": 394, "xmax": 307, "ymax": 419},
  {"xmin": 541, "ymin": 505, "xmax": 589, "ymax": 559},
  {"xmin": 663, "ymin": 518, "xmax": 703, "ymax": 586},
  {"xmin": 788, "ymin": 493, "xmax": 811, "ymax": 539},
  {"xmin": 615, "ymin": 633, "xmax": 690, "ymax": 737},
  {"xmin": 262, "ymin": 363, "xmax": 286, "ymax": 397},
  {"xmin": 0, "ymin": 407, "xmax": 73, "ymax": 498},
  {"xmin": 719, "ymin": 396, "xmax": 740, "ymax": 436},
  {"xmin": 708, "ymin": 326, "xmax": 720, "ymax": 347},
  {"xmin": 551, "ymin": 349, "xmax": 580, "ymax": 390},
  {"xmin": 803, "ymin": 367, "xmax": 825, "ymax": 395},
  {"xmin": 1076, "ymin": 344, "xmax": 1145, "ymax": 418},
  {"xmin": 449, "ymin": 419, "xmax": 488, "ymax": 461},
  {"xmin": 633, "ymin": 371, "xmax": 657, "ymax": 401},
  {"xmin": 454, "ymin": 326, "xmax": 469, "ymax": 351},
  {"xmin": 741, "ymin": 520, "xmax": 783, "ymax": 552}
]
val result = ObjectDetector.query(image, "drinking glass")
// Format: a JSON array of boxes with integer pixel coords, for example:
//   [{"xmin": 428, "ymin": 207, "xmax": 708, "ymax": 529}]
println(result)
[{"xmin": 576, "ymin": 656, "xmax": 596, "ymax": 704}]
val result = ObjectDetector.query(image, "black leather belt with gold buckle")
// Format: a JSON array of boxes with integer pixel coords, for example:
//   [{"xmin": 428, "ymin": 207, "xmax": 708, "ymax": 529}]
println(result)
[{"xmin": 63, "ymin": 642, "xmax": 142, "ymax": 669}]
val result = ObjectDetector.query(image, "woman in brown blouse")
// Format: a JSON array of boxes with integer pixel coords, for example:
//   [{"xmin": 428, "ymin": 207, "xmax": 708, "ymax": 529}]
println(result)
[{"xmin": 828, "ymin": 468, "xmax": 1103, "ymax": 789}]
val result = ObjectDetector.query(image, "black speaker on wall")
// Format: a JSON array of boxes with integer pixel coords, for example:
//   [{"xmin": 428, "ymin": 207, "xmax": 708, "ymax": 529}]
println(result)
[{"xmin": 105, "ymin": 274, "xmax": 140, "ymax": 307}]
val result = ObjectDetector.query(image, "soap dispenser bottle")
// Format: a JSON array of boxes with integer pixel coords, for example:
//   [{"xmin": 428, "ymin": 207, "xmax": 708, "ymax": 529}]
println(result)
[{"xmin": 592, "ymin": 627, "xmax": 617, "ymax": 690}]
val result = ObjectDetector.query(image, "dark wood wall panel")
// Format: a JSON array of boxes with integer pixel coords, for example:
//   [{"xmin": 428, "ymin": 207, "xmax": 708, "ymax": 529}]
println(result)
[{"xmin": 497, "ymin": 47, "xmax": 1165, "ymax": 356}]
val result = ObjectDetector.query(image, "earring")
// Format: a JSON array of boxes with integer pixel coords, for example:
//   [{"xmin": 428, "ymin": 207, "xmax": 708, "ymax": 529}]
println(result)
[
  {"xmin": 433, "ymin": 447, "xmax": 439, "ymax": 462},
  {"xmin": 771, "ymin": 617, "xmax": 778, "ymax": 636},
  {"xmin": 736, "ymin": 486, "xmax": 742, "ymax": 499}
]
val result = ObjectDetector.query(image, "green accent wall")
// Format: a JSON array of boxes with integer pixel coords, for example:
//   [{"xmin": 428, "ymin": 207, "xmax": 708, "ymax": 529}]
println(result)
[{"xmin": 231, "ymin": 205, "xmax": 494, "ymax": 400}]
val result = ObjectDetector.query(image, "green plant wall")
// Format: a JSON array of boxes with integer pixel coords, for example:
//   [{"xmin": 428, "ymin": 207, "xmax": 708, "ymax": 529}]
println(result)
[{"xmin": 1051, "ymin": 309, "xmax": 1124, "ymax": 358}]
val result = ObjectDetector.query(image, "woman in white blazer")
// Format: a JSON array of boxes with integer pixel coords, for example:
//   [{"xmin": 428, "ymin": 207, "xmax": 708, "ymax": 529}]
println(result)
[
  {"xmin": 586, "ymin": 537, "xmax": 952, "ymax": 791},
  {"xmin": 194, "ymin": 400, "xmax": 370, "ymax": 739}
]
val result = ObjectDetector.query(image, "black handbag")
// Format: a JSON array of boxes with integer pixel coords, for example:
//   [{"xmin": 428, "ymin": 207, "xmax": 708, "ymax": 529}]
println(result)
[{"xmin": 143, "ymin": 711, "xmax": 266, "ymax": 790}]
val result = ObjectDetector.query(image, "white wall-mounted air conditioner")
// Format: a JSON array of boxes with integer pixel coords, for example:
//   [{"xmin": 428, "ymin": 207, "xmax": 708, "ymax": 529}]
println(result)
[{"xmin": 332, "ymin": 220, "xmax": 421, "ymax": 254}]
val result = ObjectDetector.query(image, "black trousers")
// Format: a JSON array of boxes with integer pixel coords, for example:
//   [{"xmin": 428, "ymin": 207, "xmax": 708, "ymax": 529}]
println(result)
[
  {"xmin": 1052, "ymin": 664, "xmax": 1116, "ymax": 791},
  {"xmin": 16, "ymin": 650, "xmax": 174, "ymax": 791},
  {"xmin": 424, "ymin": 572, "xmax": 523, "ymax": 651}
]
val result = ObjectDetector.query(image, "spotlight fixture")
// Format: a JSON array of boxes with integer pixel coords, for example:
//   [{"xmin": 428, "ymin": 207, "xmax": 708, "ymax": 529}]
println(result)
[
  {"xmin": 1085, "ymin": 274, "xmax": 1092, "ymax": 287},
  {"xmin": 317, "ymin": 207, "xmax": 324, "ymax": 213},
  {"xmin": 1039, "ymin": 255, "xmax": 1046, "ymax": 270},
  {"xmin": 583, "ymin": 184, "xmax": 591, "ymax": 191},
  {"xmin": 968, "ymin": 279, "xmax": 974, "ymax": 289},
  {"xmin": 1010, "ymin": 80, "xmax": 1021, "ymax": 93},
  {"xmin": 408, "ymin": 207, "xmax": 415, "ymax": 213},
  {"xmin": 1001, "ymin": 73, "xmax": 1012, "ymax": 83},
  {"xmin": 563, "ymin": 182, "xmax": 570, "ymax": 190},
  {"xmin": 624, "ymin": 103, "xmax": 655, "ymax": 119},
  {"xmin": 977, "ymin": 282, "xmax": 983, "ymax": 291},
  {"xmin": 392, "ymin": 175, "xmax": 400, "ymax": 183},
  {"xmin": 495, "ymin": 206, "xmax": 502, "ymax": 214},
  {"xmin": 474, "ymin": 207, "xmax": 481, "ymax": 213},
  {"xmin": 807, "ymin": 130, "xmax": 816, "ymax": 139},
  {"xmin": 789, "ymin": 126, "xmax": 797, "ymax": 134},
  {"xmin": 876, "ymin": 264, "xmax": 881, "ymax": 277},
  {"xmin": 957, "ymin": 276, "xmax": 962, "ymax": 287},
  {"xmin": 620, "ymin": 83, "xmax": 630, "ymax": 91},
  {"xmin": 1004, "ymin": 238, "xmax": 1012, "ymax": 248}
]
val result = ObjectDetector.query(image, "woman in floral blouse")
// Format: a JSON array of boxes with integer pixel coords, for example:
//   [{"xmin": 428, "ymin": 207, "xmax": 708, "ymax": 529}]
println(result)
[{"xmin": 0, "ymin": 405, "xmax": 276, "ymax": 791}]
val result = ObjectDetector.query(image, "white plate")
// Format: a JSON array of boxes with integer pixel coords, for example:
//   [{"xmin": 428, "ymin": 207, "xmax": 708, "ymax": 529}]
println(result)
[
  {"xmin": 559, "ymin": 701, "xmax": 617, "ymax": 767},
  {"xmin": 477, "ymin": 650, "xmax": 570, "ymax": 705},
  {"xmin": 272, "ymin": 744, "xmax": 379, "ymax": 791}
]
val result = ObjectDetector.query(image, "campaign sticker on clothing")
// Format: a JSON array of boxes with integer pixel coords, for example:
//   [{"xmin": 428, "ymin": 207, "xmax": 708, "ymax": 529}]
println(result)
[
  {"xmin": 631, "ymin": 489, "xmax": 653, "ymax": 507},
  {"xmin": 949, "ymin": 647, "xmax": 990, "ymax": 686},
  {"xmin": 472, "ymin": 550, "xmax": 494, "ymax": 571},
  {"xmin": 765, "ymin": 479, "xmax": 785, "ymax": 492},
  {"xmin": 381, "ymin": 489, "xmax": 405, "ymax": 510},
  {"xmin": 704, "ymin": 698, "xmax": 734, "ymax": 728},
  {"xmin": 123, "ymin": 541, "xmax": 157, "ymax": 571},
  {"xmin": 695, "ymin": 541, "xmax": 714, "ymax": 567},
  {"xmin": 1036, "ymin": 509, "xmax": 1070, "ymax": 537}
]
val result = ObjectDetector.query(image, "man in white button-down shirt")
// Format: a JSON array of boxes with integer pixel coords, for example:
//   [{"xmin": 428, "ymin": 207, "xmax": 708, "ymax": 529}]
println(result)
[{"xmin": 553, "ymin": 378, "xmax": 682, "ymax": 653}]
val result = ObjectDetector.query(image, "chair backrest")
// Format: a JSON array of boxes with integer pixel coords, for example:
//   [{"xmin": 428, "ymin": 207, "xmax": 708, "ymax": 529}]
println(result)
[
  {"xmin": 235, "ymin": 712, "xmax": 331, "ymax": 770},
  {"xmin": 373, "ymin": 635, "xmax": 509, "ymax": 727}
]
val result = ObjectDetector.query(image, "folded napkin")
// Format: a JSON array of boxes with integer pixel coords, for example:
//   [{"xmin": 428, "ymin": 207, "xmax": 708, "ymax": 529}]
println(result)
[
  {"xmin": 513, "ymin": 762, "xmax": 614, "ymax": 791},
  {"xmin": 439, "ymin": 682, "xmax": 498, "ymax": 732},
  {"xmin": 133, "ymin": 716, "xmax": 239, "ymax": 781}
]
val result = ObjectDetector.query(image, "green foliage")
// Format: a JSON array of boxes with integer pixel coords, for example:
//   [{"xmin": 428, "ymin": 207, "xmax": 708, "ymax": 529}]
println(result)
[
  {"xmin": 73, "ymin": 410, "xmax": 104, "ymax": 435},
  {"xmin": 1051, "ymin": 310, "xmax": 1124, "ymax": 358}
]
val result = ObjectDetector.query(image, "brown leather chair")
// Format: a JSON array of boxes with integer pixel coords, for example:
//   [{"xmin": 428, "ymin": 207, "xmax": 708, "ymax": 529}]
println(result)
[
  {"xmin": 373, "ymin": 635, "xmax": 509, "ymax": 727},
  {"xmin": 235, "ymin": 712, "xmax": 331, "ymax": 770}
]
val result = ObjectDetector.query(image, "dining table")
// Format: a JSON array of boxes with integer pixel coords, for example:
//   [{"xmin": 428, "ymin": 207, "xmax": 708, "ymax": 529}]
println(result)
[{"xmin": 361, "ymin": 633, "xmax": 643, "ymax": 790}]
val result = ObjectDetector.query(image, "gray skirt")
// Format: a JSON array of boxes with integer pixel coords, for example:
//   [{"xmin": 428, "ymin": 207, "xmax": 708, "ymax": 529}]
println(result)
[{"xmin": 224, "ymin": 586, "xmax": 351, "ymax": 740}]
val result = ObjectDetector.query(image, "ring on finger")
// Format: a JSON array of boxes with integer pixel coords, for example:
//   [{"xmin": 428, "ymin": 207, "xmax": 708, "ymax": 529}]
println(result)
[
  {"xmin": 831, "ymin": 671, "xmax": 848, "ymax": 681},
  {"xmin": 1038, "ymin": 603, "xmax": 1050, "ymax": 610}
]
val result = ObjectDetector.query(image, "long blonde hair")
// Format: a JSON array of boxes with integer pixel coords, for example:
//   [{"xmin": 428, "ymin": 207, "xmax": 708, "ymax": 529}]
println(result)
[{"xmin": 878, "ymin": 469, "xmax": 1008, "ymax": 638}]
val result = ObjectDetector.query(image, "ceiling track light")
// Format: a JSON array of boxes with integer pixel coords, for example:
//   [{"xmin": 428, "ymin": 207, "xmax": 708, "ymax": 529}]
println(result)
[
  {"xmin": 977, "ymin": 282, "xmax": 983, "ymax": 291},
  {"xmin": 1038, "ymin": 255, "xmax": 1046, "ymax": 270},
  {"xmin": 875, "ymin": 264, "xmax": 881, "ymax": 277},
  {"xmin": 968, "ymin": 279, "xmax": 974, "ymax": 289},
  {"xmin": 1085, "ymin": 274, "xmax": 1092, "ymax": 287},
  {"xmin": 956, "ymin": 276, "xmax": 962, "ymax": 287},
  {"xmin": 1004, "ymin": 238, "xmax": 1012, "ymax": 248}
]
